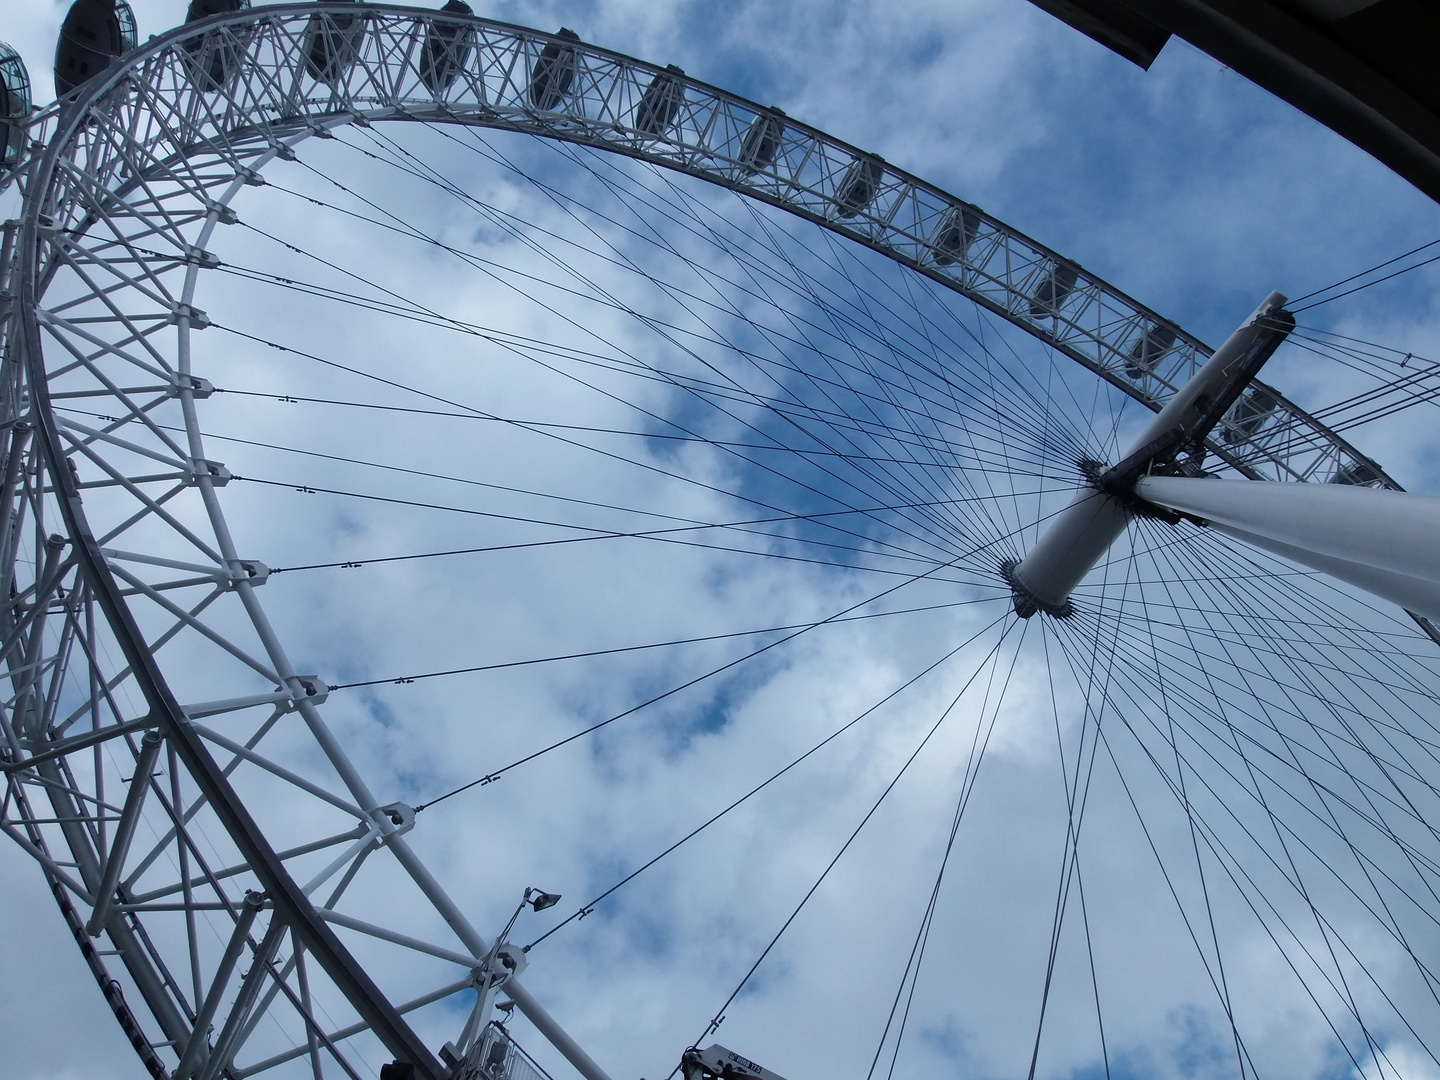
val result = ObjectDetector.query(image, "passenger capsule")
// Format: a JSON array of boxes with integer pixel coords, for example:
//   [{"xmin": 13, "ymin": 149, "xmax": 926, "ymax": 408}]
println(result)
[
  {"xmin": 188, "ymin": 0, "xmax": 250, "ymax": 20},
  {"xmin": 931, "ymin": 205, "xmax": 979, "ymax": 266},
  {"xmin": 54, "ymin": 0, "xmax": 137, "ymax": 97},
  {"xmin": 0, "ymin": 43, "xmax": 31, "ymax": 173},
  {"xmin": 1222, "ymin": 384, "xmax": 1278, "ymax": 444},
  {"xmin": 634, "ymin": 65, "xmax": 685, "ymax": 137},
  {"xmin": 186, "ymin": 0, "xmax": 247, "ymax": 25},
  {"xmin": 181, "ymin": 0, "xmax": 250, "ymax": 90},
  {"xmin": 1329, "ymin": 458, "xmax": 1382, "ymax": 486},
  {"xmin": 834, "ymin": 156, "xmax": 883, "ymax": 219},
  {"xmin": 738, "ymin": 109, "xmax": 785, "ymax": 174},
  {"xmin": 1123, "ymin": 322, "xmax": 1176, "ymax": 379},
  {"xmin": 421, "ymin": 1, "xmax": 476, "ymax": 96},
  {"xmin": 529, "ymin": 28, "xmax": 580, "ymax": 111},
  {"xmin": 1029, "ymin": 263, "xmax": 1078, "ymax": 318},
  {"xmin": 304, "ymin": 0, "xmax": 366, "ymax": 86},
  {"xmin": 117, "ymin": 0, "xmax": 138, "ymax": 50}
]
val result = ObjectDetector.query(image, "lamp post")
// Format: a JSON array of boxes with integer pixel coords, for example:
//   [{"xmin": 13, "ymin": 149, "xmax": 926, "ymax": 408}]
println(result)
[{"xmin": 440, "ymin": 888, "xmax": 563, "ymax": 1076}]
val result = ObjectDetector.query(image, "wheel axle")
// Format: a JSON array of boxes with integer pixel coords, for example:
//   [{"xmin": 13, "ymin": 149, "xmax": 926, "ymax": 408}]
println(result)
[{"xmin": 1007, "ymin": 291, "xmax": 1293, "ymax": 617}]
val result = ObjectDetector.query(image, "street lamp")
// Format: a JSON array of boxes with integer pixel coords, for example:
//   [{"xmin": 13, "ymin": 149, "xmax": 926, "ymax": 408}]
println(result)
[{"xmin": 439, "ymin": 886, "xmax": 564, "ymax": 1075}]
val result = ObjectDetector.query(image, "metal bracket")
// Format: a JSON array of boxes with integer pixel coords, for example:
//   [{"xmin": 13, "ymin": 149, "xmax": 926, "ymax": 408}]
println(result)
[
  {"xmin": 186, "ymin": 458, "xmax": 231, "ymax": 487},
  {"xmin": 185, "ymin": 247, "xmax": 220, "ymax": 270},
  {"xmin": 203, "ymin": 201, "xmax": 239, "ymax": 225},
  {"xmin": 226, "ymin": 559, "xmax": 269, "ymax": 589},
  {"xmin": 286, "ymin": 674, "xmax": 329, "ymax": 709},
  {"xmin": 376, "ymin": 801, "xmax": 416, "ymax": 837},
  {"xmin": 172, "ymin": 303, "xmax": 210, "ymax": 329},
  {"xmin": 173, "ymin": 373, "xmax": 214, "ymax": 399}
]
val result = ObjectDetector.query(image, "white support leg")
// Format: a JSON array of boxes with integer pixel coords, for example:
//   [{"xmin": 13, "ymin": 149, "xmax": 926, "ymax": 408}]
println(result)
[{"xmin": 1136, "ymin": 475, "xmax": 1440, "ymax": 621}]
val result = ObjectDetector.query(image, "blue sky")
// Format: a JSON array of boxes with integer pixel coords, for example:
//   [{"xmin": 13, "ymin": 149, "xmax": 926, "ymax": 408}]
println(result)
[{"xmin": 5, "ymin": 4, "xmax": 1440, "ymax": 1080}]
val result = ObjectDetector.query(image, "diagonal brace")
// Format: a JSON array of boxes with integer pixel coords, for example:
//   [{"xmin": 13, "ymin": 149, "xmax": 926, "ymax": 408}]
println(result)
[
  {"xmin": 175, "ymin": 890, "xmax": 265, "ymax": 1080},
  {"xmin": 197, "ymin": 906, "xmax": 289, "ymax": 1080},
  {"xmin": 85, "ymin": 728, "xmax": 163, "ymax": 936}
]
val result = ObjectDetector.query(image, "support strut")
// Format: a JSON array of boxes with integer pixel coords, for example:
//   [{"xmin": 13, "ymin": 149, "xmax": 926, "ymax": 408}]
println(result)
[
  {"xmin": 85, "ymin": 728, "xmax": 163, "ymax": 936},
  {"xmin": 1136, "ymin": 475, "xmax": 1440, "ymax": 623}
]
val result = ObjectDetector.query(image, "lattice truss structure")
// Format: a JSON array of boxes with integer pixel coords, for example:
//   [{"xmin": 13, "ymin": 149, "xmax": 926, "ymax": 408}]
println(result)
[{"xmin": 0, "ymin": 5, "xmax": 1413, "ymax": 1080}]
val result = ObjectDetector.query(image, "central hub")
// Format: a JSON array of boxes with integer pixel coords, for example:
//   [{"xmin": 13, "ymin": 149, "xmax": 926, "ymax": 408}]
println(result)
[{"xmin": 1005, "ymin": 292, "xmax": 1293, "ymax": 617}]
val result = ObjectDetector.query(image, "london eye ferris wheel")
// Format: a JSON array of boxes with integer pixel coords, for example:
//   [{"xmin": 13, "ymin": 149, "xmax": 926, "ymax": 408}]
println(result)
[{"xmin": 3, "ymin": 3, "xmax": 1440, "ymax": 1080}]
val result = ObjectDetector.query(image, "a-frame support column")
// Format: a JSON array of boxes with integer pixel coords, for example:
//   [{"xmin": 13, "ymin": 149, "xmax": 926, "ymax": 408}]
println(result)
[{"xmin": 1136, "ymin": 474, "xmax": 1440, "ymax": 622}]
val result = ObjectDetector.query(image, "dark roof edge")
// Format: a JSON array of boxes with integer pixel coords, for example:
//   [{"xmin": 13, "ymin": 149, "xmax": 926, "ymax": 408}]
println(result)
[
  {"xmin": 1029, "ymin": 0, "xmax": 1440, "ymax": 205},
  {"xmin": 1025, "ymin": 0, "xmax": 1171, "ymax": 68}
]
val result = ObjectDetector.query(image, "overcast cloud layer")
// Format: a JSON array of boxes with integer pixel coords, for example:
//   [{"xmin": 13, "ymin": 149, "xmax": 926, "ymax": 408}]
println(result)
[{"xmin": 5, "ymin": 4, "xmax": 1440, "ymax": 1080}]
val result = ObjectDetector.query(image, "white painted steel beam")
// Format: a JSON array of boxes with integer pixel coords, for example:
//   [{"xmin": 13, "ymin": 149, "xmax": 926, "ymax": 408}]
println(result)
[
  {"xmin": 0, "ymin": 715, "xmax": 154, "ymax": 773},
  {"xmin": 84, "ymin": 728, "xmax": 162, "ymax": 935},
  {"xmin": 1137, "ymin": 474, "xmax": 1440, "ymax": 621},
  {"xmin": 174, "ymin": 891, "xmax": 265, "ymax": 1080},
  {"xmin": 197, "ymin": 914, "xmax": 289, "ymax": 1080}
]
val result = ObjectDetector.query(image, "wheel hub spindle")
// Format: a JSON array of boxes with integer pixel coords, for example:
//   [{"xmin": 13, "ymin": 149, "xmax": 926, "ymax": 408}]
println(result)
[{"xmin": 1006, "ymin": 291, "xmax": 1294, "ymax": 617}]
